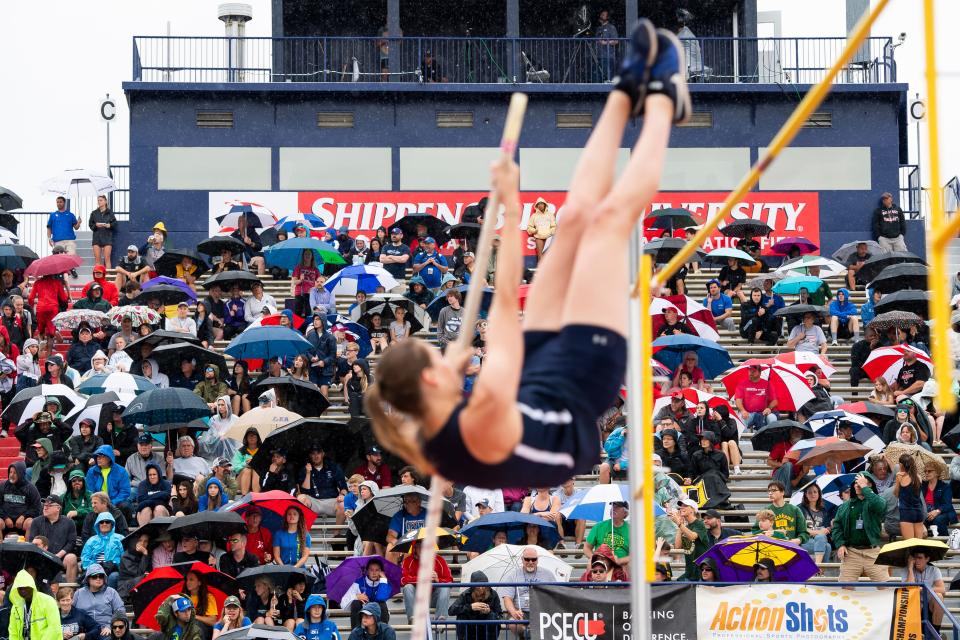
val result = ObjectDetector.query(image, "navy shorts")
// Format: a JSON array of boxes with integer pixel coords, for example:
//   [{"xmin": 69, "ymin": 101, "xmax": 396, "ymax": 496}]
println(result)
[{"xmin": 899, "ymin": 507, "xmax": 925, "ymax": 524}]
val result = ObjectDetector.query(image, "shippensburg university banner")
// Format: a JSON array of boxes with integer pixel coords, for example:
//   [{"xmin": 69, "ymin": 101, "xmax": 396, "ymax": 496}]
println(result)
[
  {"xmin": 528, "ymin": 584, "xmax": 922, "ymax": 640},
  {"xmin": 209, "ymin": 191, "xmax": 820, "ymax": 255}
]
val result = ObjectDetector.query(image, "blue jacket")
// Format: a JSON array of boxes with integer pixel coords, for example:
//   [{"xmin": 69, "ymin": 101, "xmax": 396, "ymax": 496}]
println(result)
[
  {"xmin": 294, "ymin": 595, "xmax": 341, "ymax": 640},
  {"xmin": 85, "ymin": 445, "xmax": 131, "ymax": 504},
  {"xmin": 198, "ymin": 477, "xmax": 228, "ymax": 512},
  {"xmin": 603, "ymin": 426, "xmax": 628, "ymax": 471},
  {"xmin": 80, "ymin": 513, "xmax": 125, "ymax": 569},
  {"xmin": 828, "ymin": 288, "xmax": 859, "ymax": 323},
  {"xmin": 134, "ymin": 462, "xmax": 171, "ymax": 509},
  {"xmin": 860, "ymin": 289, "xmax": 877, "ymax": 324},
  {"xmin": 928, "ymin": 480, "xmax": 958, "ymax": 524}
]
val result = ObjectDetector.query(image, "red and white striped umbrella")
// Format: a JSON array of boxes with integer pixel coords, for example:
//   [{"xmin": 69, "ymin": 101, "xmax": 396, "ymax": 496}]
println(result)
[
  {"xmin": 649, "ymin": 295, "xmax": 720, "ymax": 341},
  {"xmin": 774, "ymin": 352, "xmax": 837, "ymax": 378},
  {"xmin": 720, "ymin": 361, "xmax": 815, "ymax": 412},
  {"xmin": 861, "ymin": 344, "xmax": 933, "ymax": 385}
]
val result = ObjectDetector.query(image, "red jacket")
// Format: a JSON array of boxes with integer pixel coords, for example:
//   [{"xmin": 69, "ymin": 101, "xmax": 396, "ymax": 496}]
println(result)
[
  {"xmin": 400, "ymin": 553, "xmax": 453, "ymax": 587},
  {"xmin": 82, "ymin": 277, "xmax": 119, "ymax": 306},
  {"xmin": 352, "ymin": 463, "xmax": 393, "ymax": 488},
  {"xmin": 29, "ymin": 277, "xmax": 68, "ymax": 310}
]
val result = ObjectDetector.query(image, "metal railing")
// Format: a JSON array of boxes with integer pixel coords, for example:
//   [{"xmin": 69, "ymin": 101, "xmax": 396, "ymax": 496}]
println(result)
[
  {"xmin": 945, "ymin": 175, "xmax": 960, "ymax": 215},
  {"xmin": 900, "ymin": 163, "xmax": 922, "ymax": 218},
  {"xmin": 132, "ymin": 35, "xmax": 896, "ymax": 85}
]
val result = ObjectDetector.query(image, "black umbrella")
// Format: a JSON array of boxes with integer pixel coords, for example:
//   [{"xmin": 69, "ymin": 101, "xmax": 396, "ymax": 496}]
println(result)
[
  {"xmin": 249, "ymin": 418, "xmax": 353, "ymax": 477},
  {"xmin": 248, "ymin": 376, "xmax": 330, "ymax": 417},
  {"xmin": 149, "ymin": 343, "xmax": 227, "ymax": 375},
  {"xmin": 123, "ymin": 330, "xmax": 202, "ymax": 360},
  {"xmin": 647, "ymin": 208, "xmax": 698, "ymax": 231},
  {"xmin": 357, "ymin": 296, "xmax": 425, "ymax": 334},
  {"xmin": 869, "ymin": 263, "xmax": 928, "ymax": 293},
  {"xmin": 0, "ymin": 541, "xmax": 65, "ymax": 582},
  {"xmin": 0, "ymin": 243, "xmax": 37, "ymax": 271},
  {"xmin": 1, "ymin": 384, "xmax": 85, "ymax": 425},
  {"xmin": 751, "ymin": 420, "xmax": 813, "ymax": 452},
  {"xmin": 217, "ymin": 626, "xmax": 300, "ymax": 640},
  {"xmin": 874, "ymin": 290, "xmax": 929, "ymax": 316},
  {"xmin": 942, "ymin": 424, "xmax": 960, "ymax": 452},
  {"xmin": 133, "ymin": 284, "xmax": 193, "ymax": 306},
  {"xmin": 167, "ymin": 511, "xmax": 247, "ymax": 541},
  {"xmin": 643, "ymin": 237, "xmax": 704, "ymax": 263},
  {"xmin": 351, "ymin": 485, "xmax": 457, "ymax": 543},
  {"xmin": 772, "ymin": 304, "xmax": 828, "ymax": 319},
  {"xmin": 122, "ymin": 517, "xmax": 175, "ymax": 550},
  {"xmin": 197, "ymin": 235, "xmax": 247, "ymax": 258},
  {"xmin": 0, "ymin": 211, "xmax": 18, "ymax": 235},
  {"xmin": 67, "ymin": 391, "xmax": 131, "ymax": 430},
  {"xmin": 394, "ymin": 214, "xmax": 449, "ymax": 246},
  {"xmin": 443, "ymin": 222, "xmax": 481, "ymax": 242},
  {"xmin": 719, "ymin": 220, "xmax": 772, "ymax": 239},
  {"xmin": 201, "ymin": 270, "xmax": 262, "ymax": 291},
  {"xmin": 155, "ymin": 249, "xmax": 209, "ymax": 279},
  {"xmin": 866, "ymin": 310, "xmax": 924, "ymax": 333},
  {"xmin": 0, "ymin": 188, "xmax": 23, "ymax": 211},
  {"xmin": 857, "ymin": 251, "xmax": 926, "ymax": 283},
  {"xmin": 123, "ymin": 387, "xmax": 212, "ymax": 431},
  {"xmin": 235, "ymin": 565, "xmax": 316, "ymax": 592}
]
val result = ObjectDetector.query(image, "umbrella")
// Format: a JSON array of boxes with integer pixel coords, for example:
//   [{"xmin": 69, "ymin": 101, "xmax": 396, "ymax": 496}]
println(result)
[
  {"xmin": 24, "ymin": 253, "xmax": 82, "ymax": 278},
  {"xmin": 643, "ymin": 237, "xmax": 703, "ymax": 263},
  {"xmin": 867, "ymin": 311, "xmax": 925, "ymax": 333},
  {"xmin": 444, "ymin": 222, "xmax": 482, "ymax": 242},
  {"xmin": 750, "ymin": 420, "xmax": 813, "ymax": 452},
  {"xmin": 772, "ymin": 275, "xmax": 824, "ymax": 296},
  {"xmin": 149, "ymin": 343, "xmax": 227, "ymax": 375},
  {"xmin": 460, "ymin": 544, "xmax": 573, "ymax": 585},
  {"xmin": 702, "ymin": 248, "xmax": 755, "ymax": 265},
  {"xmin": 942, "ymin": 424, "xmax": 960, "ymax": 452},
  {"xmin": 131, "ymin": 562, "xmax": 238, "ymax": 630},
  {"xmin": 122, "ymin": 517, "xmax": 175, "ymax": 550},
  {"xmin": 719, "ymin": 220, "xmax": 773, "ymax": 239},
  {"xmin": 235, "ymin": 565, "xmax": 316, "ymax": 593},
  {"xmin": 394, "ymin": 214, "xmax": 449, "ymax": 245},
  {"xmin": 168, "ymin": 511, "xmax": 247, "ymax": 541},
  {"xmin": 225, "ymin": 326, "xmax": 313, "ymax": 362},
  {"xmin": 391, "ymin": 527, "xmax": 464, "ymax": 555},
  {"xmin": 772, "ymin": 304, "xmax": 828, "ymax": 320},
  {"xmin": 325, "ymin": 555, "xmax": 402, "ymax": 603},
  {"xmin": 649, "ymin": 296, "xmax": 720, "ymax": 341},
  {"xmin": 264, "ymin": 238, "xmax": 345, "ymax": 271},
  {"xmin": 1, "ymin": 384, "xmax": 85, "ymax": 425},
  {"xmin": 249, "ymin": 418, "xmax": 352, "ymax": 477},
  {"xmin": 326, "ymin": 317, "xmax": 374, "ymax": 358},
  {"xmin": 426, "ymin": 285, "xmax": 494, "ymax": 322},
  {"xmin": 351, "ymin": 485, "xmax": 456, "ymax": 543},
  {"xmin": 876, "ymin": 539, "xmax": 949, "ymax": 568},
  {"xmin": 248, "ymin": 376, "xmax": 330, "ymax": 417},
  {"xmin": 52, "ymin": 309, "xmax": 108, "ymax": 331},
  {"xmin": 123, "ymin": 330, "xmax": 202, "ymax": 359},
  {"xmin": 883, "ymin": 442, "xmax": 949, "ymax": 480},
  {"xmin": 225, "ymin": 490, "xmax": 318, "ymax": 532},
  {"xmin": 770, "ymin": 236, "xmax": 818, "ymax": 256},
  {"xmin": 0, "ymin": 243, "xmax": 37, "ymax": 271},
  {"xmin": 250, "ymin": 312, "xmax": 308, "ymax": 332},
  {"xmin": 836, "ymin": 401, "xmax": 896, "ymax": 423},
  {"xmin": 651, "ymin": 335, "xmax": 733, "ymax": 379},
  {"xmin": 720, "ymin": 362, "xmax": 814, "ymax": 412},
  {"xmin": 325, "ymin": 264, "xmax": 399, "ymax": 296},
  {"xmin": 134, "ymin": 284, "xmax": 194, "ymax": 306},
  {"xmin": 0, "ymin": 187, "xmax": 23, "ymax": 211},
  {"xmin": 647, "ymin": 208, "xmax": 698, "ymax": 231},
  {"xmin": 143, "ymin": 275, "xmax": 200, "ymax": 296},
  {"xmin": 200, "ymin": 270, "xmax": 262, "ymax": 291},
  {"xmin": 775, "ymin": 256, "xmax": 848, "ymax": 278},
  {"xmin": 695, "ymin": 536, "xmax": 817, "ymax": 582},
  {"xmin": 786, "ymin": 438, "xmax": 872, "ymax": 468},
  {"xmin": 275, "ymin": 212, "xmax": 326, "ymax": 232},
  {"xmin": 77, "ymin": 372, "xmax": 156, "ymax": 396},
  {"xmin": 869, "ymin": 263, "xmax": 928, "ymax": 294},
  {"xmin": 217, "ymin": 627, "xmax": 300, "ymax": 640},
  {"xmin": 123, "ymin": 387, "xmax": 212, "ymax": 430},
  {"xmin": 66, "ymin": 391, "xmax": 135, "ymax": 434},
  {"xmin": 831, "ymin": 240, "xmax": 884, "ymax": 263},
  {"xmin": 861, "ymin": 344, "xmax": 933, "ymax": 385},
  {"xmin": 217, "ymin": 204, "xmax": 278, "ymax": 229},
  {"xmin": 0, "ymin": 541, "xmax": 65, "ymax": 582},
  {"xmin": 0, "ymin": 211, "xmax": 19, "ymax": 234},
  {"xmin": 42, "ymin": 169, "xmax": 116, "ymax": 199},
  {"xmin": 357, "ymin": 296, "xmax": 425, "ymax": 334},
  {"xmin": 225, "ymin": 406, "xmax": 303, "ymax": 441},
  {"xmin": 746, "ymin": 272, "xmax": 785, "ymax": 289},
  {"xmin": 857, "ymin": 251, "xmax": 926, "ymax": 283},
  {"xmin": 805, "ymin": 410, "xmax": 878, "ymax": 434},
  {"xmin": 0, "ymin": 227, "xmax": 19, "ymax": 244},
  {"xmin": 671, "ymin": 388, "xmax": 747, "ymax": 434},
  {"xmin": 773, "ymin": 352, "xmax": 836, "ymax": 378},
  {"xmin": 197, "ymin": 235, "xmax": 247, "ymax": 257},
  {"xmin": 874, "ymin": 290, "xmax": 929, "ymax": 316},
  {"xmin": 108, "ymin": 305, "xmax": 162, "ymax": 328},
  {"xmin": 154, "ymin": 249, "xmax": 209, "ymax": 279},
  {"xmin": 459, "ymin": 513, "xmax": 561, "ymax": 553},
  {"xmin": 789, "ymin": 474, "xmax": 857, "ymax": 507}
]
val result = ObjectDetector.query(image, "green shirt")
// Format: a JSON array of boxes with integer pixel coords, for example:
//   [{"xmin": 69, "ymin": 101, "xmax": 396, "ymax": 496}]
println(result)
[
  {"xmin": 844, "ymin": 498, "xmax": 871, "ymax": 547},
  {"xmin": 751, "ymin": 503, "xmax": 809, "ymax": 543},
  {"xmin": 680, "ymin": 518, "xmax": 710, "ymax": 581},
  {"xmin": 586, "ymin": 519, "xmax": 630, "ymax": 558}
]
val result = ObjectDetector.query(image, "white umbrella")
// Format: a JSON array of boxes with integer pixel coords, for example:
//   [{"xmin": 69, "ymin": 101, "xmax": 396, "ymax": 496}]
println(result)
[
  {"xmin": 460, "ymin": 544, "xmax": 572, "ymax": 595},
  {"xmin": 775, "ymin": 255, "xmax": 847, "ymax": 277},
  {"xmin": 0, "ymin": 228, "xmax": 19, "ymax": 244},
  {"xmin": 42, "ymin": 169, "xmax": 116, "ymax": 200}
]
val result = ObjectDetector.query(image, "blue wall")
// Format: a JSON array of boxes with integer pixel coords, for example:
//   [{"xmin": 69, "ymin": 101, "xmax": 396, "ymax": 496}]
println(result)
[{"xmin": 121, "ymin": 81, "xmax": 912, "ymax": 256}]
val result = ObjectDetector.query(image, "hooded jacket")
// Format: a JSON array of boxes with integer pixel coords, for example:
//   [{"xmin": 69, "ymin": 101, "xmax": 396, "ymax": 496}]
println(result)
[
  {"xmin": 448, "ymin": 571, "xmax": 502, "ymax": 640},
  {"xmin": 602, "ymin": 426, "xmax": 628, "ymax": 471},
  {"xmin": 29, "ymin": 437, "xmax": 55, "ymax": 487},
  {"xmin": 73, "ymin": 286, "xmax": 112, "ymax": 313},
  {"xmin": 404, "ymin": 277, "xmax": 433, "ymax": 308},
  {"xmin": 655, "ymin": 429, "xmax": 690, "ymax": 479},
  {"xmin": 526, "ymin": 198, "xmax": 557, "ymax": 240},
  {"xmin": 134, "ymin": 462, "xmax": 172, "ymax": 509},
  {"xmin": 84, "ymin": 445, "xmax": 131, "ymax": 505},
  {"xmin": 62, "ymin": 468, "xmax": 93, "ymax": 520},
  {"xmin": 194, "ymin": 364, "xmax": 229, "ymax": 404},
  {"xmin": 828, "ymin": 289, "xmax": 859, "ymax": 323},
  {"xmin": 197, "ymin": 476, "xmax": 228, "ymax": 512},
  {"xmin": 73, "ymin": 563, "xmax": 125, "ymax": 630},
  {"xmin": 16, "ymin": 416, "xmax": 71, "ymax": 464},
  {"xmin": 98, "ymin": 417, "xmax": 138, "ymax": 467},
  {"xmin": 0, "ymin": 461, "xmax": 42, "ymax": 520},
  {"xmin": 80, "ymin": 513, "xmax": 125, "ymax": 570},
  {"xmin": 16, "ymin": 338, "xmax": 41, "ymax": 380},
  {"xmin": 124, "ymin": 446, "xmax": 165, "ymax": 488},
  {"xmin": 831, "ymin": 474, "xmax": 886, "ymax": 548},
  {"xmin": 294, "ymin": 594, "xmax": 341, "ymax": 640},
  {"xmin": 9, "ymin": 570, "xmax": 61, "ymax": 640},
  {"xmin": 871, "ymin": 198, "xmax": 906, "ymax": 240},
  {"xmin": 698, "ymin": 557, "xmax": 721, "ymax": 583},
  {"xmin": 67, "ymin": 336, "xmax": 102, "ymax": 374},
  {"xmin": 347, "ymin": 602, "xmax": 396, "ymax": 640},
  {"xmin": 107, "ymin": 611, "xmax": 136, "ymax": 640},
  {"xmin": 156, "ymin": 594, "xmax": 204, "ymax": 640},
  {"xmin": 66, "ymin": 429, "xmax": 105, "ymax": 466}
]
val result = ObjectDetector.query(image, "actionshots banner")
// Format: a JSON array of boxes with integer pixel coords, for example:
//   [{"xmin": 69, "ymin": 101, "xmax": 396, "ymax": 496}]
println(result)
[
  {"xmin": 209, "ymin": 191, "xmax": 820, "ymax": 255},
  {"xmin": 528, "ymin": 584, "xmax": 922, "ymax": 640}
]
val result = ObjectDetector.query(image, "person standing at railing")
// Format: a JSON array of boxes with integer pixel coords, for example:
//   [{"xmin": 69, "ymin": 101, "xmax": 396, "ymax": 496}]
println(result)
[
  {"xmin": 595, "ymin": 10, "xmax": 620, "ymax": 82},
  {"xmin": 871, "ymin": 191, "xmax": 907, "ymax": 252},
  {"xmin": 47, "ymin": 196, "xmax": 81, "ymax": 278},
  {"xmin": 88, "ymin": 196, "xmax": 117, "ymax": 269}
]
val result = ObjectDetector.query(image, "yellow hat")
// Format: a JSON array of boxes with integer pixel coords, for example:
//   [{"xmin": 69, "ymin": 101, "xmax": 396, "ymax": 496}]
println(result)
[{"xmin": 153, "ymin": 222, "xmax": 168, "ymax": 233}]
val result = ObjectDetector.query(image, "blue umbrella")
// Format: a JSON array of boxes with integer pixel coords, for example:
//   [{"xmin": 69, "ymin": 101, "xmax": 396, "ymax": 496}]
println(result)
[
  {"xmin": 459, "ymin": 512, "xmax": 561, "ymax": 552},
  {"xmin": 263, "ymin": 238, "xmax": 345, "ymax": 271},
  {"xmin": 806, "ymin": 410, "xmax": 880, "ymax": 437},
  {"xmin": 652, "ymin": 335, "xmax": 733, "ymax": 379},
  {"xmin": 325, "ymin": 265, "xmax": 399, "ymax": 295},
  {"xmin": 225, "ymin": 326, "xmax": 314, "ymax": 361},
  {"xmin": 324, "ymin": 315, "xmax": 373, "ymax": 358},
  {"xmin": 772, "ymin": 275, "xmax": 824, "ymax": 295},
  {"xmin": 141, "ymin": 276, "xmax": 198, "ymax": 301},
  {"xmin": 560, "ymin": 485, "xmax": 666, "ymax": 521},
  {"xmin": 122, "ymin": 387, "xmax": 211, "ymax": 431},
  {"xmin": 275, "ymin": 213, "xmax": 326, "ymax": 232},
  {"xmin": 426, "ymin": 284, "xmax": 494, "ymax": 322}
]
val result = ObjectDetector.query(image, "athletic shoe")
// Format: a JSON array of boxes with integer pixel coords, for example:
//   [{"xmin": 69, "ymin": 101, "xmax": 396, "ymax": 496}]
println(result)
[
  {"xmin": 647, "ymin": 29, "xmax": 692, "ymax": 124},
  {"xmin": 611, "ymin": 19, "xmax": 658, "ymax": 117}
]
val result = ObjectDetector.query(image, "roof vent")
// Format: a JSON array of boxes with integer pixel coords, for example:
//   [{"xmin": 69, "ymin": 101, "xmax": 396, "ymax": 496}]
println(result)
[
  {"xmin": 556, "ymin": 112, "xmax": 593, "ymax": 128},
  {"xmin": 196, "ymin": 111, "xmax": 234, "ymax": 128},
  {"xmin": 436, "ymin": 111, "xmax": 474, "ymax": 128},
  {"xmin": 677, "ymin": 112, "xmax": 713, "ymax": 128},
  {"xmin": 317, "ymin": 112, "xmax": 355, "ymax": 128}
]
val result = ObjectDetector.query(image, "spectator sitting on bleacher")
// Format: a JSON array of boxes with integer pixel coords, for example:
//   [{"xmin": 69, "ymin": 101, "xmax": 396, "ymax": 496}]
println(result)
[
  {"xmin": 0, "ymin": 461, "xmax": 40, "ymax": 537},
  {"xmin": 341, "ymin": 559, "xmax": 393, "ymax": 630},
  {"xmin": 753, "ymin": 481, "xmax": 808, "ymax": 545},
  {"xmin": 734, "ymin": 364, "xmax": 778, "ymax": 430},
  {"xmin": 690, "ymin": 431, "xmax": 729, "ymax": 484},
  {"xmin": 114, "ymin": 246, "xmax": 150, "ymax": 291},
  {"xmin": 222, "ymin": 285, "xmax": 248, "ymax": 339},
  {"xmin": 400, "ymin": 540, "xmax": 452, "ymax": 624},
  {"xmin": 296, "ymin": 444, "xmax": 347, "ymax": 524},
  {"xmin": 654, "ymin": 307, "xmax": 690, "ymax": 338},
  {"xmin": 81, "ymin": 493, "xmax": 128, "ymax": 544},
  {"xmin": 292, "ymin": 595, "xmax": 338, "ymax": 640},
  {"xmin": 717, "ymin": 258, "xmax": 747, "ymax": 301},
  {"xmin": 79, "ymin": 514, "xmax": 125, "ymax": 588},
  {"xmin": 258, "ymin": 449, "xmax": 294, "ymax": 493},
  {"xmin": 244, "ymin": 282, "xmax": 277, "ymax": 324},
  {"xmin": 67, "ymin": 326, "xmax": 100, "ymax": 374},
  {"xmin": 308, "ymin": 275, "xmax": 335, "ymax": 318},
  {"xmin": 448, "ymin": 570, "xmax": 501, "ymax": 640},
  {"xmin": 80, "ymin": 350, "xmax": 110, "ymax": 382},
  {"xmin": 134, "ymin": 462, "xmax": 171, "ymax": 526},
  {"xmin": 140, "ymin": 358, "xmax": 169, "ymax": 389},
  {"xmin": 797, "ymin": 483, "xmax": 835, "ymax": 566},
  {"xmin": 153, "ymin": 596, "xmax": 203, "ymax": 640},
  {"xmin": 81, "ymin": 266, "xmax": 119, "ymax": 308},
  {"xmin": 655, "ymin": 392, "xmax": 689, "ymax": 426},
  {"xmin": 17, "ymin": 411, "xmax": 70, "ymax": 468},
  {"xmin": 194, "ymin": 365, "xmax": 228, "ymax": 409},
  {"xmin": 67, "ymin": 419, "xmax": 104, "ymax": 471},
  {"xmin": 787, "ymin": 312, "xmax": 828, "ymax": 355},
  {"xmin": 353, "ymin": 445, "xmax": 392, "ymax": 488},
  {"xmin": 583, "ymin": 501, "xmax": 629, "ymax": 571},
  {"xmin": 57, "ymin": 586, "xmax": 100, "ymax": 640},
  {"xmin": 739, "ymin": 287, "xmax": 777, "ymax": 346},
  {"xmin": 860, "ymin": 288, "xmax": 881, "ymax": 325},
  {"xmin": 681, "ymin": 402, "xmax": 721, "ymax": 456},
  {"xmin": 845, "ymin": 242, "xmax": 873, "ymax": 290},
  {"xmin": 598, "ymin": 423, "xmax": 628, "ymax": 484},
  {"xmin": 703, "ymin": 279, "xmax": 734, "ymax": 331},
  {"xmin": 655, "ymin": 429, "xmax": 690, "ymax": 480},
  {"xmin": 166, "ymin": 436, "xmax": 211, "ymax": 483},
  {"xmin": 40, "ymin": 353, "xmax": 73, "ymax": 388},
  {"xmin": 767, "ymin": 428, "xmax": 810, "ymax": 496},
  {"xmin": 28, "ymin": 438, "xmax": 56, "ymax": 497},
  {"xmin": 166, "ymin": 301, "xmax": 197, "ymax": 337},
  {"xmin": 462, "ymin": 488, "xmax": 504, "ymax": 521},
  {"xmin": 170, "ymin": 358, "xmax": 201, "ymax": 391},
  {"xmin": 828, "ymin": 288, "xmax": 860, "ymax": 346},
  {"xmin": 387, "ymin": 494, "xmax": 427, "ymax": 563},
  {"xmin": 404, "ymin": 276, "xmax": 432, "ymax": 313},
  {"xmin": 701, "ymin": 508, "xmax": 737, "ymax": 545},
  {"xmin": 797, "ymin": 371, "xmax": 834, "ymax": 421},
  {"xmin": 85, "ymin": 447, "xmax": 132, "ymax": 515}
]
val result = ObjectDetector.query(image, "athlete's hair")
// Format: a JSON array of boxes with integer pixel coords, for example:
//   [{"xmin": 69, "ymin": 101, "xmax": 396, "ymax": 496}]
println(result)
[{"xmin": 365, "ymin": 339, "xmax": 435, "ymax": 472}]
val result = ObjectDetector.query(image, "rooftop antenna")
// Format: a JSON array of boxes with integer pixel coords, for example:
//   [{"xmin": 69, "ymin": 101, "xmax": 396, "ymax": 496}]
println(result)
[{"xmin": 219, "ymin": 3, "xmax": 253, "ymax": 82}]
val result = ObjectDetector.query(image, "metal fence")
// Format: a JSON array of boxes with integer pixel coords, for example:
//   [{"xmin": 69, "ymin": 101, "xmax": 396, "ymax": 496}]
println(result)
[
  {"xmin": 900, "ymin": 163, "xmax": 921, "ymax": 218},
  {"xmin": 945, "ymin": 175, "xmax": 960, "ymax": 214},
  {"xmin": 132, "ymin": 35, "xmax": 896, "ymax": 85}
]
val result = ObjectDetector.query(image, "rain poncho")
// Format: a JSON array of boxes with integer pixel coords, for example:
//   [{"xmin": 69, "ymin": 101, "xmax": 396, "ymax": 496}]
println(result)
[
  {"xmin": 198, "ymin": 394, "xmax": 240, "ymax": 460},
  {"xmin": 80, "ymin": 513, "xmax": 125, "ymax": 570},
  {"xmin": 9, "ymin": 570, "xmax": 61, "ymax": 640}
]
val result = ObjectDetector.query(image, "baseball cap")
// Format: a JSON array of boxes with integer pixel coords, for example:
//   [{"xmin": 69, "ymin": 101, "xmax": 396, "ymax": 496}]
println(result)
[
  {"xmin": 34, "ymin": 411, "xmax": 53, "ymax": 423},
  {"xmin": 172, "ymin": 597, "xmax": 194, "ymax": 613},
  {"xmin": 43, "ymin": 495, "xmax": 62, "ymax": 506},
  {"xmin": 177, "ymin": 301, "xmax": 189, "ymax": 308},
  {"xmin": 214, "ymin": 457, "xmax": 232, "ymax": 468},
  {"xmin": 127, "ymin": 245, "xmax": 138, "ymax": 252},
  {"xmin": 390, "ymin": 227, "xmax": 403, "ymax": 235},
  {"xmin": 423, "ymin": 236, "xmax": 436, "ymax": 244},
  {"xmin": 679, "ymin": 498, "xmax": 699, "ymax": 511},
  {"xmin": 610, "ymin": 501, "xmax": 629, "ymax": 510},
  {"xmin": 475, "ymin": 498, "xmax": 491, "ymax": 509},
  {"xmin": 223, "ymin": 596, "xmax": 242, "ymax": 609},
  {"xmin": 137, "ymin": 433, "xmax": 153, "ymax": 445},
  {"xmin": 244, "ymin": 505, "xmax": 262, "ymax": 516},
  {"xmin": 79, "ymin": 325, "xmax": 93, "ymax": 334},
  {"xmin": 367, "ymin": 445, "xmax": 382, "ymax": 455},
  {"xmin": 338, "ymin": 225, "xmax": 349, "ymax": 234},
  {"xmin": 703, "ymin": 508, "xmax": 722, "ymax": 519}
]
